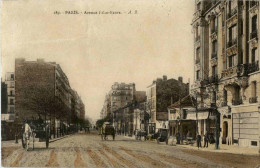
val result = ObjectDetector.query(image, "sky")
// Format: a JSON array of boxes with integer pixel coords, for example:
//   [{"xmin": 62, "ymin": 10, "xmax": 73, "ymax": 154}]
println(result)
[{"xmin": 1, "ymin": 0, "xmax": 194, "ymax": 122}]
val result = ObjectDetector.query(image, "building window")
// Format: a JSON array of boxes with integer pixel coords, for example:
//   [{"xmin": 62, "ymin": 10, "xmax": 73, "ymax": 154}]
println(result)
[
  {"xmin": 223, "ymin": 89, "xmax": 227, "ymax": 106},
  {"xmin": 10, "ymin": 90, "xmax": 14, "ymax": 96},
  {"xmin": 251, "ymin": 15, "xmax": 258, "ymax": 39},
  {"xmin": 252, "ymin": 48, "xmax": 257, "ymax": 63},
  {"xmin": 11, "ymin": 74, "xmax": 14, "ymax": 80},
  {"xmin": 212, "ymin": 40, "xmax": 217, "ymax": 58},
  {"xmin": 195, "ymin": 26, "xmax": 200, "ymax": 41},
  {"xmin": 10, "ymin": 99, "xmax": 14, "ymax": 105},
  {"xmin": 10, "ymin": 82, "xmax": 15, "ymax": 88},
  {"xmin": 196, "ymin": 47, "xmax": 200, "ymax": 64},
  {"xmin": 228, "ymin": 55, "xmax": 235, "ymax": 68},
  {"xmin": 196, "ymin": 70, "xmax": 200, "ymax": 80},
  {"xmin": 252, "ymin": 81, "xmax": 257, "ymax": 98},
  {"xmin": 212, "ymin": 66, "xmax": 217, "ymax": 76},
  {"xmin": 211, "ymin": 17, "xmax": 217, "ymax": 34},
  {"xmin": 228, "ymin": 25, "xmax": 237, "ymax": 47},
  {"xmin": 10, "ymin": 107, "xmax": 14, "ymax": 113},
  {"xmin": 252, "ymin": 15, "xmax": 257, "ymax": 32},
  {"xmin": 197, "ymin": 2, "xmax": 201, "ymax": 11}
]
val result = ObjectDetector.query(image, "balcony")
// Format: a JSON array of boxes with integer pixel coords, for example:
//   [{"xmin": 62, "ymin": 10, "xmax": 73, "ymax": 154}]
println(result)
[
  {"xmin": 250, "ymin": 30, "xmax": 258, "ymax": 40},
  {"xmin": 248, "ymin": 61, "xmax": 259, "ymax": 74},
  {"xmin": 221, "ymin": 64, "xmax": 248, "ymax": 78},
  {"xmin": 232, "ymin": 98, "xmax": 242, "ymax": 106},
  {"xmin": 228, "ymin": 8, "xmax": 237, "ymax": 19},
  {"xmin": 227, "ymin": 38, "xmax": 237, "ymax": 48},
  {"xmin": 249, "ymin": 97, "xmax": 258, "ymax": 103}
]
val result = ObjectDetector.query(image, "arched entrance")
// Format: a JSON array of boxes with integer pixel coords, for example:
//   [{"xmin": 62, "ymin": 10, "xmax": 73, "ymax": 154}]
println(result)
[{"xmin": 222, "ymin": 121, "xmax": 228, "ymax": 144}]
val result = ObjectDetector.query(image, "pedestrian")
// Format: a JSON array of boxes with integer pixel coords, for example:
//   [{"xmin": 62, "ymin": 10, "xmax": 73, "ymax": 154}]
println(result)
[
  {"xmin": 196, "ymin": 133, "xmax": 201, "ymax": 149},
  {"xmin": 204, "ymin": 133, "xmax": 208, "ymax": 148},
  {"xmin": 176, "ymin": 132, "xmax": 180, "ymax": 144}
]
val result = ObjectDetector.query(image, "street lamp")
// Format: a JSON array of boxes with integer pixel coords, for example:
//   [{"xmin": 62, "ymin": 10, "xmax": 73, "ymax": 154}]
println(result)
[{"xmin": 15, "ymin": 114, "xmax": 19, "ymax": 143}]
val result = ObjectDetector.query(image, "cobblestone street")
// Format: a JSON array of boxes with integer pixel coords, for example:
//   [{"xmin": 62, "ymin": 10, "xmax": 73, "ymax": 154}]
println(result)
[{"xmin": 2, "ymin": 132, "xmax": 260, "ymax": 168}]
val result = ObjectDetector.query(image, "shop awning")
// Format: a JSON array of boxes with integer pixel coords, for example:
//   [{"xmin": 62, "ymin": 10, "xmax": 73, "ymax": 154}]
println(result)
[
  {"xmin": 185, "ymin": 112, "xmax": 209, "ymax": 120},
  {"xmin": 197, "ymin": 112, "xmax": 209, "ymax": 119},
  {"xmin": 186, "ymin": 113, "xmax": 196, "ymax": 120}
]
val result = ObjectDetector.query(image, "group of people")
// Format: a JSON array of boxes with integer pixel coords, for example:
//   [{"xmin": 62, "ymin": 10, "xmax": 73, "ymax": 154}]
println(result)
[{"xmin": 196, "ymin": 132, "xmax": 210, "ymax": 149}]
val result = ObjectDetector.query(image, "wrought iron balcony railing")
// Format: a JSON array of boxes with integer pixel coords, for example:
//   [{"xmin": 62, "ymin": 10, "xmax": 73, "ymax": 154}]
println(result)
[
  {"xmin": 250, "ymin": 30, "xmax": 258, "ymax": 40},
  {"xmin": 249, "ymin": 97, "xmax": 258, "ymax": 103},
  {"xmin": 248, "ymin": 61, "xmax": 259, "ymax": 74},
  {"xmin": 201, "ymin": 75, "xmax": 218, "ymax": 85}
]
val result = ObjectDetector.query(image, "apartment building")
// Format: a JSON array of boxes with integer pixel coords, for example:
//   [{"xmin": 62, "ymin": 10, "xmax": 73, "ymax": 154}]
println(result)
[{"xmin": 191, "ymin": 0, "xmax": 260, "ymax": 147}]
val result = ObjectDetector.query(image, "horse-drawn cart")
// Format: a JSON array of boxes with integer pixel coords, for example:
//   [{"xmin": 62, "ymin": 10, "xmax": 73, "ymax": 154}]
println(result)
[
  {"xmin": 100, "ymin": 122, "xmax": 115, "ymax": 141},
  {"xmin": 21, "ymin": 119, "xmax": 50, "ymax": 151}
]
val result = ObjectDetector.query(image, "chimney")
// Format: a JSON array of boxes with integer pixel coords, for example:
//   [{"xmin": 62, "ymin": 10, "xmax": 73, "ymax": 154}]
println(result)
[
  {"xmin": 37, "ymin": 59, "xmax": 45, "ymax": 63},
  {"xmin": 15, "ymin": 58, "xmax": 25, "ymax": 63},
  {"xmin": 163, "ymin": 75, "xmax": 167, "ymax": 81},
  {"xmin": 178, "ymin": 76, "xmax": 183, "ymax": 83}
]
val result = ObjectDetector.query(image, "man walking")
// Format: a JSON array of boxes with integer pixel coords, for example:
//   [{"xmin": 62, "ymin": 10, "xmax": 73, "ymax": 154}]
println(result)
[
  {"xmin": 196, "ymin": 133, "xmax": 201, "ymax": 149},
  {"xmin": 204, "ymin": 132, "xmax": 208, "ymax": 148}
]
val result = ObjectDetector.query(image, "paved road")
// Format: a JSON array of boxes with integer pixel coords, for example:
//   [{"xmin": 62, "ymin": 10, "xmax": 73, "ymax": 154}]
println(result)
[{"xmin": 2, "ymin": 132, "xmax": 260, "ymax": 168}]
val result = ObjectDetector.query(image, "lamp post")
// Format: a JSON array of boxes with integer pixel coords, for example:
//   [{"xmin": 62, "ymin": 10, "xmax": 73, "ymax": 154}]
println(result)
[{"xmin": 15, "ymin": 114, "xmax": 19, "ymax": 143}]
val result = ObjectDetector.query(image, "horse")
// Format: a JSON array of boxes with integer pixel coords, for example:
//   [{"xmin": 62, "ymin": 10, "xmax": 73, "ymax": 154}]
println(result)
[{"xmin": 22, "ymin": 122, "xmax": 35, "ymax": 151}]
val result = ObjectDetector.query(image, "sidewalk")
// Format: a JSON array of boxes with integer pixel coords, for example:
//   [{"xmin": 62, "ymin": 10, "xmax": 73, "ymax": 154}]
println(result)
[
  {"xmin": 118, "ymin": 134, "xmax": 260, "ymax": 156},
  {"xmin": 178, "ymin": 143, "xmax": 260, "ymax": 156},
  {"xmin": 1, "ymin": 134, "xmax": 70, "ymax": 148}
]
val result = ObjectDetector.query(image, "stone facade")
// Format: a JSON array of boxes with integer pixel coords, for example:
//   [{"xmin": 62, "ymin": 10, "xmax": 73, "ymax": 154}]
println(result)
[{"xmin": 191, "ymin": 0, "xmax": 260, "ymax": 147}]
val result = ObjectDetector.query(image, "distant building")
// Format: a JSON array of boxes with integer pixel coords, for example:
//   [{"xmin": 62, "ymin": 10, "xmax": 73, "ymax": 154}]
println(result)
[
  {"xmin": 5, "ymin": 72, "xmax": 15, "ymax": 114},
  {"xmin": 1, "ymin": 81, "xmax": 8, "ymax": 114},
  {"xmin": 15, "ymin": 58, "xmax": 72, "ymax": 137},
  {"xmin": 100, "ymin": 82, "xmax": 146, "ymax": 136},
  {"xmin": 146, "ymin": 75, "xmax": 189, "ymax": 134}
]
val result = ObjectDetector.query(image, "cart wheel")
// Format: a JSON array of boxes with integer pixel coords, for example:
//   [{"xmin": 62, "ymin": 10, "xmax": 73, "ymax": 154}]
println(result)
[{"xmin": 46, "ymin": 137, "xmax": 49, "ymax": 148}]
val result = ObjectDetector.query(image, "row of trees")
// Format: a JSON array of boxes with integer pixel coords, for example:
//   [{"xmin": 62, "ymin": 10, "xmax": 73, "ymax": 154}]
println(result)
[{"xmin": 18, "ymin": 86, "xmax": 89, "ymax": 137}]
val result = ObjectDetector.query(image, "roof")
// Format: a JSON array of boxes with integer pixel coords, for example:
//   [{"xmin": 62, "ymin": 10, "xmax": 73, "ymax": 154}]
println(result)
[{"xmin": 168, "ymin": 95, "xmax": 196, "ymax": 109}]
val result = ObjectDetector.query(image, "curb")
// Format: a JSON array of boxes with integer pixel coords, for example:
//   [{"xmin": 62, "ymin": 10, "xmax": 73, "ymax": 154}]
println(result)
[
  {"xmin": 178, "ymin": 145, "xmax": 260, "ymax": 156},
  {"xmin": 49, "ymin": 135, "xmax": 70, "ymax": 143}
]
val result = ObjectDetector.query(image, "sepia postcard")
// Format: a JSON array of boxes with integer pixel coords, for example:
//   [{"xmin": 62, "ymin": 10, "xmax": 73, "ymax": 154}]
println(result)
[{"xmin": 1, "ymin": 0, "xmax": 260, "ymax": 167}]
